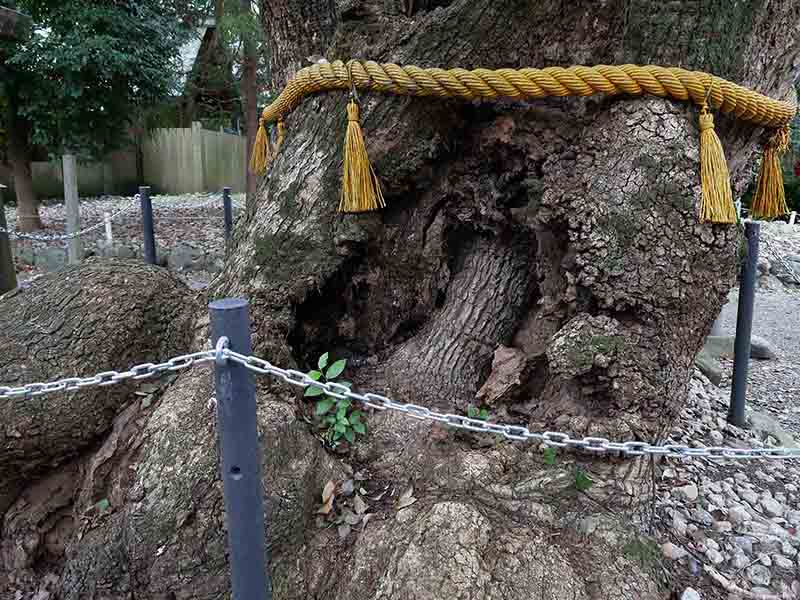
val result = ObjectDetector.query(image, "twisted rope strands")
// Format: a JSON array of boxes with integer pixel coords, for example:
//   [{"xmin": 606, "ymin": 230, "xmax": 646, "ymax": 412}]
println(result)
[{"xmin": 260, "ymin": 61, "xmax": 797, "ymax": 128}]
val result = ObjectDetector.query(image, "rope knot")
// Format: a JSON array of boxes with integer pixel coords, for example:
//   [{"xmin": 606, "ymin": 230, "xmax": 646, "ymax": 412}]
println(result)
[{"xmin": 699, "ymin": 111, "xmax": 715, "ymax": 132}]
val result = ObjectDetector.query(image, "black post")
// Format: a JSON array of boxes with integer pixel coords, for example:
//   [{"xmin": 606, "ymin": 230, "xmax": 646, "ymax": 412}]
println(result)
[
  {"xmin": 223, "ymin": 187, "xmax": 233, "ymax": 243},
  {"xmin": 209, "ymin": 298, "xmax": 270, "ymax": 600},
  {"xmin": 139, "ymin": 186, "xmax": 156, "ymax": 265},
  {"xmin": 729, "ymin": 221, "xmax": 760, "ymax": 427},
  {"xmin": 0, "ymin": 185, "xmax": 17, "ymax": 294}
]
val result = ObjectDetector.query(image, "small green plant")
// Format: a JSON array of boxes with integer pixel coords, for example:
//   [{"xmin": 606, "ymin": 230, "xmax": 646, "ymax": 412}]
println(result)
[
  {"xmin": 543, "ymin": 447, "xmax": 557, "ymax": 465},
  {"xmin": 622, "ymin": 536, "xmax": 661, "ymax": 567},
  {"xmin": 306, "ymin": 353, "xmax": 365, "ymax": 445},
  {"xmin": 574, "ymin": 469, "xmax": 594, "ymax": 491},
  {"xmin": 467, "ymin": 405, "xmax": 489, "ymax": 420}
]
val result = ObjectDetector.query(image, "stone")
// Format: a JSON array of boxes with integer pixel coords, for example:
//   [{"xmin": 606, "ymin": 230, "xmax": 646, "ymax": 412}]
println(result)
[
  {"xmin": 757, "ymin": 552, "xmax": 772, "ymax": 566},
  {"xmin": 705, "ymin": 538, "xmax": 720, "ymax": 552},
  {"xmin": 662, "ymin": 542, "xmax": 687, "ymax": 560},
  {"xmin": 785, "ymin": 510, "xmax": 800, "ymax": 526},
  {"xmin": 703, "ymin": 335, "xmax": 776, "ymax": 360},
  {"xmin": 694, "ymin": 348, "xmax": 722, "ymax": 387},
  {"xmin": 730, "ymin": 552, "xmax": 750, "ymax": 569},
  {"xmin": 680, "ymin": 588, "xmax": 701, "ymax": 600},
  {"xmin": 167, "ymin": 241, "xmax": 206, "ymax": 272},
  {"xmin": 747, "ymin": 564, "xmax": 772, "ymax": 587},
  {"xmin": 728, "ymin": 506, "xmax": 751, "ymax": 525},
  {"xmin": 671, "ymin": 514, "xmax": 688, "ymax": 537},
  {"xmin": 712, "ymin": 520, "xmax": 732, "ymax": 533},
  {"xmin": 761, "ymin": 497, "xmax": 785, "ymax": 518},
  {"xmin": 773, "ymin": 554, "xmax": 794, "ymax": 569},
  {"xmin": 782, "ymin": 541, "xmax": 797, "ymax": 557},
  {"xmin": 691, "ymin": 508, "xmax": 713, "ymax": 526},
  {"xmin": 708, "ymin": 430, "xmax": 723, "ymax": 445},
  {"xmin": 739, "ymin": 489, "xmax": 759, "ymax": 506},
  {"xmin": 733, "ymin": 536, "xmax": 754, "ymax": 554},
  {"xmin": 705, "ymin": 548, "xmax": 724, "ymax": 565},
  {"xmin": 33, "ymin": 247, "xmax": 67, "ymax": 272},
  {"xmin": 676, "ymin": 484, "xmax": 699, "ymax": 503}
]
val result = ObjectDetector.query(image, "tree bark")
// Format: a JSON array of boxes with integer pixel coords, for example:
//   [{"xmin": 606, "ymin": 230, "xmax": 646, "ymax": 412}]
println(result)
[
  {"xmin": 2, "ymin": 1, "xmax": 800, "ymax": 599},
  {"xmin": 6, "ymin": 91, "xmax": 41, "ymax": 231},
  {"xmin": 241, "ymin": 0, "xmax": 259, "ymax": 200}
]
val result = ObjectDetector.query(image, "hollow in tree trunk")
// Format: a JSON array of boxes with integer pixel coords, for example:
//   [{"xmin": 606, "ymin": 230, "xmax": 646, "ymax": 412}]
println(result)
[{"xmin": 1, "ymin": 1, "xmax": 799, "ymax": 599}]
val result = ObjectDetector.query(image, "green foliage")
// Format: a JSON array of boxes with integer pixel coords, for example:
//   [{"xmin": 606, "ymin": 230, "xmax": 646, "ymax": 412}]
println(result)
[
  {"xmin": 1, "ymin": 0, "xmax": 193, "ymax": 158},
  {"xmin": 306, "ymin": 354, "xmax": 365, "ymax": 446},
  {"xmin": 622, "ymin": 536, "xmax": 661, "ymax": 567},
  {"xmin": 466, "ymin": 405, "xmax": 489, "ymax": 420},
  {"xmin": 574, "ymin": 469, "xmax": 594, "ymax": 492},
  {"xmin": 543, "ymin": 447, "xmax": 557, "ymax": 465}
]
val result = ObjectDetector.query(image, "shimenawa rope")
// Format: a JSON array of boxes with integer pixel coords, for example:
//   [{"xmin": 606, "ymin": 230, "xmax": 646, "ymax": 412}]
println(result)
[{"xmin": 251, "ymin": 60, "xmax": 797, "ymax": 223}]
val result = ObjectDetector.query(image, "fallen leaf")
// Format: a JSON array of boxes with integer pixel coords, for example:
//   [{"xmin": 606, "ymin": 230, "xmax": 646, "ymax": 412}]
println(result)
[
  {"xmin": 361, "ymin": 513, "xmax": 373, "ymax": 530},
  {"xmin": 399, "ymin": 485, "xmax": 414, "ymax": 502},
  {"xmin": 338, "ymin": 524, "xmax": 351, "ymax": 539},
  {"xmin": 316, "ymin": 495, "xmax": 334, "ymax": 515},
  {"xmin": 354, "ymin": 470, "xmax": 368, "ymax": 481},
  {"xmin": 322, "ymin": 480, "xmax": 335, "ymax": 503},
  {"xmin": 396, "ymin": 496, "xmax": 417, "ymax": 510},
  {"xmin": 359, "ymin": 487, "xmax": 367, "ymax": 495},
  {"xmin": 353, "ymin": 495, "xmax": 368, "ymax": 515}
]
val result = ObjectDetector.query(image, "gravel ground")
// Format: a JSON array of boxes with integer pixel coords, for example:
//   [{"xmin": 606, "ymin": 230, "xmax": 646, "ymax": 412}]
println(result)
[
  {"xmin": 4, "ymin": 193, "xmax": 245, "ymax": 289},
  {"xmin": 716, "ymin": 279, "xmax": 800, "ymax": 436}
]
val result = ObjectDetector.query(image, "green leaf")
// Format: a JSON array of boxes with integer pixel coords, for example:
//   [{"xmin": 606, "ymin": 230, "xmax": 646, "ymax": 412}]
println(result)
[
  {"xmin": 326, "ymin": 359, "xmax": 347, "ymax": 380},
  {"xmin": 543, "ymin": 447, "xmax": 557, "ymax": 465},
  {"xmin": 324, "ymin": 415, "xmax": 337, "ymax": 425},
  {"xmin": 337, "ymin": 405, "xmax": 348, "ymax": 420},
  {"xmin": 95, "ymin": 498, "xmax": 110, "ymax": 513},
  {"xmin": 318, "ymin": 353, "xmax": 329, "ymax": 370},
  {"xmin": 467, "ymin": 406, "xmax": 478, "ymax": 418},
  {"xmin": 575, "ymin": 470, "xmax": 594, "ymax": 491},
  {"xmin": 333, "ymin": 430, "xmax": 343, "ymax": 440},
  {"xmin": 344, "ymin": 429, "xmax": 355, "ymax": 443},
  {"xmin": 351, "ymin": 411, "xmax": 363, "ymax": 421},
  {"xmin": 479, "ymin": 408, "xmax": 489, "ymax": 420},
  {"xmin": 315, "ymin": 398, "xmax": 335, "ymax": 415},
  {"xmin": 339, "ymin": 381, "xmax": 353, "ymax": 389},
  {"xmin": 352, "ymin": 421, "xmax": 366, "ymax": 435},
  {"xmin": 304, "ymin": 385, "xmax": 324, "ymax": 397},
  {"xmin": 308, "ymin": 370, "xmax": 322, "ymax": 381},
  {"xmin": 334, "ymin": 422, "xmax": 347, "ymax": 434}
]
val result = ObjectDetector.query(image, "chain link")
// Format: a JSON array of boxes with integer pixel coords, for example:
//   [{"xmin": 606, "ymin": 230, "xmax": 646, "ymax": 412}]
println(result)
[
  {"xmin": 222, "ymin": 351, "xmax": 800, "ymax": 460},
  {"xmin": 0, "ymin": 195, "xmax": 140, "ymax": 241},
  {"xmin": 0, "ymin": 350, "xmax": 215, "ymax": 399},
  {"xmin": 3, "ymin": 347, "xmax": 800, "ymax": 460}
]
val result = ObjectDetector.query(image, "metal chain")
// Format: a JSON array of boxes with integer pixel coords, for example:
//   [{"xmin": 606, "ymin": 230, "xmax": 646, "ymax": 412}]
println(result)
[
  {"xmin": 0, "ymin": 195, "xmax": 140, "ymax": 241},
  {"xmin": 3, "ymin": 347, "xmax": 800, "ymax": 460},
  {"xmin": 0, "ymin": 350, "xmax": 215, "ymax": 399},
  {"xmin": 222, "ymin": 351, "xmax": 800, "ymax": 460},
  {"xmin": 762, "ymin": 237, "xmax": 800, "ymax": 285}
]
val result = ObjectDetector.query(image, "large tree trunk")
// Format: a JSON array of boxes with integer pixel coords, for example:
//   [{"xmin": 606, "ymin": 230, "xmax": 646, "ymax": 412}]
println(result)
[
  {"xmin": 1, "ymin": 1, "xmax": 799, "ymax": 599},
  {"xmin": 241, "ymin": 0, "xmax": 259, "ymax": 200},
  {"xmin": 6, "ymin": 92, "xmax": 41, "ymax": 232}
]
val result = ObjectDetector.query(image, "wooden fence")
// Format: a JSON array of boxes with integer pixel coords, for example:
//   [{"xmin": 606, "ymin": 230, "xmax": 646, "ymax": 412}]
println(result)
[
  {"xmin": 143, "ymin": 122, "xmax": 247, "ymax": 194},
  {"xmin": 0, "ymin": 123, "xmax": 246, "ymax": 199}
]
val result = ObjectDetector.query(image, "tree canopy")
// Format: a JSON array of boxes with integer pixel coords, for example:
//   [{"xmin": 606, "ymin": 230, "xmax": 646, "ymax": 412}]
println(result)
[{"xmin": 0, "ymin": 0, "xmax": 193, "ymax": 158}]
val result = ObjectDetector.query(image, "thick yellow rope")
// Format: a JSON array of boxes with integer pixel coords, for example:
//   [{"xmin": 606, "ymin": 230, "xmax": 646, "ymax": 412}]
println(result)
[
  {"xmin": 253, "ymin": 60, "xmax": 797, "ymax": 221},
  {"xmin": 260, "ymin": 60, "xmax": 796, "ymax": 127}
]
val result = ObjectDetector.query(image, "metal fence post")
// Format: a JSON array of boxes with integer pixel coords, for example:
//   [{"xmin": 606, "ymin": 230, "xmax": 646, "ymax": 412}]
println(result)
[
  {"xmin": 0, "ymin": 185, "xmax": 17, "ymax": 294},
  {"xmin": 139, "ymin": 186, "xmax": 156, "ymax": 265},
  {"xmin": 223, "ymin": 187, "xmax": 233, "ymax": 244},
  {"xmin": 729, "ymin": 221, "xmax": 760, "ymax": 427},
  {"xmin": 209, "ymin": 298, "xmax": 271, "ymax": 600}
]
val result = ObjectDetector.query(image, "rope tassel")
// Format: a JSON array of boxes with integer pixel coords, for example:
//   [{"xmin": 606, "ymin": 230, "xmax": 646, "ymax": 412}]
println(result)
[
  {"xmin": 249, "ymin": 119, "xmax": 272, "ymax": 176},
  {"xmin": 698, "ymin": 109, "xmax": 736, "ymax": 224},
  {"xmin": 751, "ymin": 126, "xmax": 790, "ymax": 220},
  {"xmin": 339, "ymin": 99, "xmax": 385, "ymax": 213}
]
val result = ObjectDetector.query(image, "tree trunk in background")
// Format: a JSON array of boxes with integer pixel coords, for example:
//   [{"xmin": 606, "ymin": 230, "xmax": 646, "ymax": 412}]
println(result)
[
  {"xmin": 6, "ymin": 93, "xmax": 41, "ymax": 231},
  {"xmin": 2, "ymin": 1, "xmax": 800, "ymax": 599},
  {"xmin": 241, "ymin": 0, "xmax": 258, "ymax": 200}
]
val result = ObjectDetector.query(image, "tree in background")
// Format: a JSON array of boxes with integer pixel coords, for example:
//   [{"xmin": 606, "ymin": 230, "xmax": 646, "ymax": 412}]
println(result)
[{"xmin": 0, "ymin": 0, "xmax": 190, "ymax": 231}]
